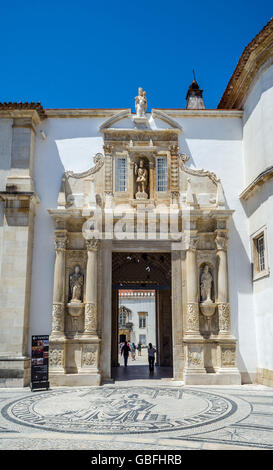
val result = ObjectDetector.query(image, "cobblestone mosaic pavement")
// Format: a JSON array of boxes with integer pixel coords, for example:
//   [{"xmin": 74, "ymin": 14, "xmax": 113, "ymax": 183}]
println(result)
[{"xmin": 0, "ymin": 382, "xmax": 272, "ymax": 450}]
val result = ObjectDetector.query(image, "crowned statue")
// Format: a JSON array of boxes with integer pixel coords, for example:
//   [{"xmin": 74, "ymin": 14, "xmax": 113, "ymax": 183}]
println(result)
[{"xmin": 135, "ymin": 87, "xmax": 147, "ymax": 118}]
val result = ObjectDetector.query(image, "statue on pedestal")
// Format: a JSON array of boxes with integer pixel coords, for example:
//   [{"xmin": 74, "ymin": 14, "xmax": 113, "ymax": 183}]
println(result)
[
  {"xmin": 69, "ymin": 265, "xmax": 84, "ymax": 303},
  {"xmin": 200, "ymin": 265, "xmax": 213, "ymax": 303},
  {"xmin": 135, "ymin": 87, "xmax": 147, "ymax": 118},
  {"xmin": 135, "ymin": 159, "xmax": 148, "ymax": 198}
]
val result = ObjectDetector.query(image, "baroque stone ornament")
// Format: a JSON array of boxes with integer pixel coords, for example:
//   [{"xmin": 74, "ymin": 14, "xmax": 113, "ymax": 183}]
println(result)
[
  {"xmin": 86, "ymin": 239, "xmax": 99, "ymax": 251},
  {"xmin": 84, "ymin": 302, "xmax": 97, "ymax": 334},
  {"xmin": 82, "ymin": 345, "xmax": 97, "ymax": 367},
  {"xmin": 51, "ymin": 303, "xmax": 64, "ymax": 333},
  {"xmin": 65, "ymin": 153, "xmax": 104, "ymax": 179},
  {"xmin": 186, "ymin": 302, "xmax": 200, "ymax": 333},
  {"xmin": 215, "ymin": 234, "xmax": 228, "ymax": 251},
  {"xmin": 188, "ymin": 350, "xmax": 202, "ymax": 367},
  {"xmin": 49, "ymin": 347, "xmax": 63, "ymax": 368},
  {"xmin": 221, "ymin": 347, "xmax": 236, "ymax": 367},
  {"xmin": 218, "ymin": 303, "xmax": 231, "ymax": 333},
  {"xmin": 54, "ymin": 238, "xmax": 67, "ymax": 251}
]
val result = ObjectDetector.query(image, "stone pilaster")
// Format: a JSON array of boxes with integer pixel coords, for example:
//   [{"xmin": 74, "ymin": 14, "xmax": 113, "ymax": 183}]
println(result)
[
  {"xmin": 169, "ymin": 144, "xmax": 179, "ymax": 195},
  {"xmin": 0, "ymin": 193, "xmax": 38, "ymax": 387},
  {"xmin": 7, "ymin": 114, "xmax": 40, "ymax": 192},
  {"xmin": 103, "ymin": 144, "xmax": 113, "ymax": 207},
  {"xmin": 185, "ymin": 235, "xmax": 200, "ymax": 336},
  {"xmin": 50, "ymin": 231, "xmax": 67, "ymax": 339},
  {"xmin": 84, "ymin": 239, "xmax": 99, "ymax": 336},
  {"xmin": 215, "ymin": 232, "xmax": 231, "ymax": 336},
  {"xmin": 149, "ymin": 160, "xmax": 155, "ymax": 200}
]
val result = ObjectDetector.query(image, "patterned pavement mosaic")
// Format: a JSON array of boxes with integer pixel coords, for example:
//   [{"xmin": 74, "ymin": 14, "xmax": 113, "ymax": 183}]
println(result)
[{"xmin": 0, "ymin": 382, "xmax": 272, "ymax": 450}]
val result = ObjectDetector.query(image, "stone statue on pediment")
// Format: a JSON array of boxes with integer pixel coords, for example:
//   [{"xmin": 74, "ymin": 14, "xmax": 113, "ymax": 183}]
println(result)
[{"xmin": 135, "ymin": 87, "xmax": 147, "ymax": 118}]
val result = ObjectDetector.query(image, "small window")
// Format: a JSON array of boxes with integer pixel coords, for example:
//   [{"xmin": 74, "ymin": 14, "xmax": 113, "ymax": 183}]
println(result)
[
  {"xmin": 139, "ymin": 334, "xmax": 146, "ymax": 345},
  {"xmin": 156, "ymin": 157, "xmax": 167, "ymax": 192},
  {"xmin": 119, "ymin": 310, "xmax": 127, "ymax": 326},
  {"xmin": 256, "ymin": 235, "xmax": 265, "ymax": 272},
  {"xmin": 252, "ymin": 227, "xmax": 270, "ymax": 281},
  {"xmin": 139, "ymin": 315, "xmax": 146, "ymax": 328},
  {"xmin": 115, "ymin": 157, "xmax": 127, "ymax": 192}
]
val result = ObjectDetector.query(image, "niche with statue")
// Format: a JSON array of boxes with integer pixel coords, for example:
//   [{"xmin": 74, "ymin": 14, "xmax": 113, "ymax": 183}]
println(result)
[
  {"xmin": 67, "ymin": 264, "xmax": 85, "ymax": 335},
  {"xmin": 134, "ymin": 156, "xmax": 150, "ymax": 199},
  {"xmin": 199, "ymin": 263, "xmax": 217, "ymax": 336}
]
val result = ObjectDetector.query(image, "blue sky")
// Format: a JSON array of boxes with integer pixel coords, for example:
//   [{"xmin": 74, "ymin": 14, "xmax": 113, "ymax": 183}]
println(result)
[{"xmin": 0, "ymin": 0, "xmax": 272, "ymax": 109}]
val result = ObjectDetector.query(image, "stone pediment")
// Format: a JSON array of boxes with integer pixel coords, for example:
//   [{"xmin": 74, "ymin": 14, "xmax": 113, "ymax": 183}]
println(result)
[{"xmin": 100, "ymin": 109, "xmax": 182, "ymax": 137}]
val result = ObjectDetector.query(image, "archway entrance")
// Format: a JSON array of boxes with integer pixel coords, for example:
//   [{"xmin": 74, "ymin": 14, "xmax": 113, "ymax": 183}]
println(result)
[{"xmin": 111, "ymin": 252, "xmax": 173, "ymax": 380}]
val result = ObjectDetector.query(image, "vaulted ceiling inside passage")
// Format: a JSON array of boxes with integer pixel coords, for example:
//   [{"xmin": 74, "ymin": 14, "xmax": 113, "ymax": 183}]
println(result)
[{"xmin": 112, "ymin": 252, "xmax": 171, "ymax": 286}]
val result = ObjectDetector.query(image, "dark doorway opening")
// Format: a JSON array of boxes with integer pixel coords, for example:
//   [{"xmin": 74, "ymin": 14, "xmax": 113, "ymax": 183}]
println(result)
[{"xmin": 111, "ymin": 252, "xmax": 173, "ymax": 381}]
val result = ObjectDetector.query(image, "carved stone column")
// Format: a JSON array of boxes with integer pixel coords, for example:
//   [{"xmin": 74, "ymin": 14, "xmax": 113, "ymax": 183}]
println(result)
[
  {"xmin": 216, "ymin": 232, "xmax": 231, "ymax": 336},
  {"xmin": 103, "ymin": 144, "xmax": 114, "ymax": 208},
  {"xmin": 169, "ymin": 144, "xmax": 180, "ymax": 204},
  {"xmin": 51, "ymin": 231, "xmax": 67, "ymax": 338},
  {"xmin": 149, "ymin": 160, "xmax": 155, "ymax": 200},
  {"xmin": 84, "ymin": 239, "xmax": 99, "ymax": 336},
  {"xmin": 185, "ymin": 235, "xmax": 200, "ymax": 336}
]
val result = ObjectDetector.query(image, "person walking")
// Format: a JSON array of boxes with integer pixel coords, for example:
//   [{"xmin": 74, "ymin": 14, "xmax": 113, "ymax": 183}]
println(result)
[
  {"xmin": 148, "ymin": 343, "xmax": 156, "ymax": 372},
  {"xmin": 121, "ymin": 341, "xmax": 131, "ymax": 367},
  {"xmin": 137, "ymin": 342, "xmax": 142, "ymax": 356},
  {"xmin": 131, "ymin": 343, "xmax": 136, "ymax": 361}
]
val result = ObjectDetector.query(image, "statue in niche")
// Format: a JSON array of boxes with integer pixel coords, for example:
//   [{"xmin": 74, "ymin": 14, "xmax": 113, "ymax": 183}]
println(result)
[
  {"xmin": 135, "ymin": 87, "xmax": 147, "ymax": 118},
  {"xmin": 69, "ymin": 265, "xmax": 84, "ymax": 303},
  {"xmin": 135, "ymin": 159, "xmax": 148, "ymax": 198},
  {"xmin": 200, "ymin": 265, "xmax": 213, "ymax": 303}
]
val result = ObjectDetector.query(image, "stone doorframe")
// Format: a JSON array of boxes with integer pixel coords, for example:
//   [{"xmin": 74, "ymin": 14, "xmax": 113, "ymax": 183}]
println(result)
[{"xmin": 99, "ymin": 240, "xmax": 181, "ymax": 382}]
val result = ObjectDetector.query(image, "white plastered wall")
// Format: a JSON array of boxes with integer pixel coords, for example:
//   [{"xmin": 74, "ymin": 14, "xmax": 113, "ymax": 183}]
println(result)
[
  {"xmin": 27, "ymin": 113, "xmax": 258, "ymax": 380},
  {"xmin": 242, "ymin": 63, "xmax": 273, "ymax": 374}
]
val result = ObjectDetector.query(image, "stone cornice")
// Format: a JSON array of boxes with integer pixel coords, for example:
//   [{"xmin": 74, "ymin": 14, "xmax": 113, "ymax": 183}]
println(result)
[
  {"xmin": 0, "ymin": 102, "xmax": 46, "ymax": 122},
  {"xmin": 0, "ymin": 108, "xmax": 43, "ymax": 126},
  {"xmin": 159, "ymin": 109, "xmax": 243, "ymax": 118},
  {"xmin": 45, "ymin": 108, "xmax": 129, "ymax": 119},
  {"xmin": 239, "ymin": 165, "xmax": 273, "ymax": 200},
  {"xmin": 218, "ymin": 18, "xmax": 273, "ymax": 109}
]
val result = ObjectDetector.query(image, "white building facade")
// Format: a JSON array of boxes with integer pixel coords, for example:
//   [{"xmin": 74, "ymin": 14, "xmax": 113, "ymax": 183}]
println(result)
[{"xmin": 0, "ymin": 19, "xmax": 272, "ymax": 387}]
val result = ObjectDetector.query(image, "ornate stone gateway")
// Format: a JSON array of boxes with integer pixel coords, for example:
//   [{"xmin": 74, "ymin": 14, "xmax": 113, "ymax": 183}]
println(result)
[{"xmin": 48, "ymin": 89, "xmax": 241, "ymax": 386}]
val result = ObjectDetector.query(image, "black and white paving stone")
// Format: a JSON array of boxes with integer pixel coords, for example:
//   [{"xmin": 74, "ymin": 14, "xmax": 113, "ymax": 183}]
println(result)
[{"xmin": 0, "ymin": 384, "xmax": 272, "ymax": 450}]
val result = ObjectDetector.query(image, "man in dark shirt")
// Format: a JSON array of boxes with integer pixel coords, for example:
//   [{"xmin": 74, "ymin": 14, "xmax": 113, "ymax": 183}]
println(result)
[{"xmin": 121, "ymin": 342, "xmax": 131, "ymax": 367}]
